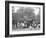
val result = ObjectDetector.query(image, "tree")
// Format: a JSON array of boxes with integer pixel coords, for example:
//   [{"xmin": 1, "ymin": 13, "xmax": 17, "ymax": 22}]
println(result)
[{"xmin": 12, "ymin": 7, "xmax": 36, "ymax": 25}]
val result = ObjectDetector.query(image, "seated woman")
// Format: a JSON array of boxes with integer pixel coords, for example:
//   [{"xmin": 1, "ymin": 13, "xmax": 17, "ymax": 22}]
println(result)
[
  {"xmin": 32, "ymin": 21, "xmax": 37, "ymax": 28},
  {"xmin": 17, "ymin": 20, "xmax": 24, "ymax": 29}
]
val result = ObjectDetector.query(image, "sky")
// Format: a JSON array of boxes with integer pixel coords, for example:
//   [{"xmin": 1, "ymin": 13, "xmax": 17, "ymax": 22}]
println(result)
[
  {"xmin": 13, "ymin": 7, "xmax": 20, "ymax": 13},
  {"xmin": 33, "ymin": 8, "xmax": 39, "ymax": 15}
]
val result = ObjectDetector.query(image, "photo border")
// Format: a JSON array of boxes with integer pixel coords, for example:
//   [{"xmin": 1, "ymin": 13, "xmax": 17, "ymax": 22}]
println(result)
[{"xmin": 5, "ymin": 1, "xmax": 45, "ymax": 37}]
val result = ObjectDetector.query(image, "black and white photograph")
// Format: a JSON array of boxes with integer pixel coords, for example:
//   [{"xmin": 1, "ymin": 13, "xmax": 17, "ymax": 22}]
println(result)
[
  {"xmin": 12, "ymin": 7, "xmax": 40, "ymax": 31},
  {"xmin": 5, "ymin": 1, "xmax": 45, "ymax": 37}
]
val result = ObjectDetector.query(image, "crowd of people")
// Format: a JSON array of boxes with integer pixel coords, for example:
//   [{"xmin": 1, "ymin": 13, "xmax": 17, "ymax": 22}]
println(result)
[{"xmin": 14, "ymin": 20, "xmax": 40, "ymax": 30}]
